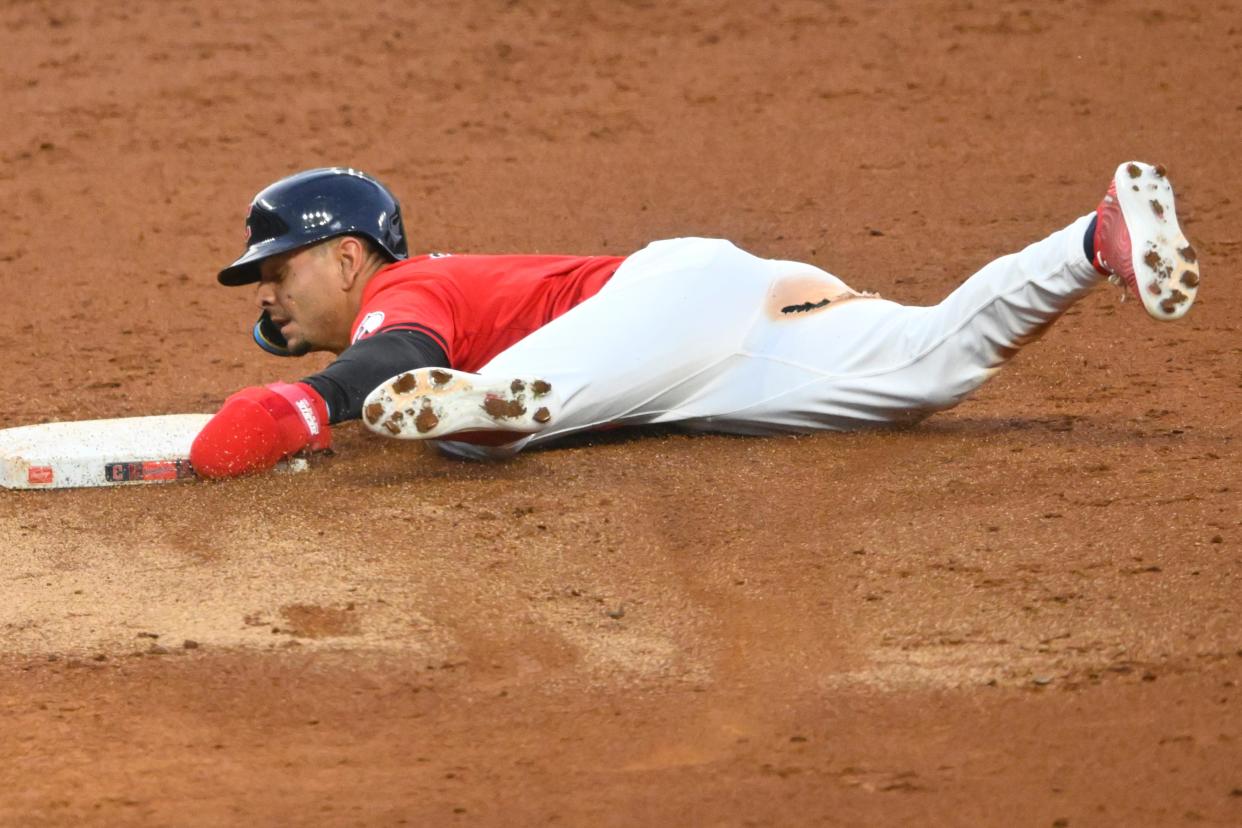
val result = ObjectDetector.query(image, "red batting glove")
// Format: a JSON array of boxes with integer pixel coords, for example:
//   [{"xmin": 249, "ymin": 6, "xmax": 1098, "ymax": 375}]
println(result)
[{"xmin": 191, "ymin": 382, "xmax": 331, "ymax": 479}]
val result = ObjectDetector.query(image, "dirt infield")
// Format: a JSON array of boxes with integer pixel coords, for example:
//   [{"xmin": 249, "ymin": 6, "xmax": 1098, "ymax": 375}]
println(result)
[{"xmin": 2, "ymin": 0, "xmax": 1240, "ymax": 824}]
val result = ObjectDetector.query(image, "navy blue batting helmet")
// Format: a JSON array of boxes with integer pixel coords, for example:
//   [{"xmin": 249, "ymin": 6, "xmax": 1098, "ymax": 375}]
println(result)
[{"xmin": 218, "ymin": 167, "xmax": 408, "ymax": 286}]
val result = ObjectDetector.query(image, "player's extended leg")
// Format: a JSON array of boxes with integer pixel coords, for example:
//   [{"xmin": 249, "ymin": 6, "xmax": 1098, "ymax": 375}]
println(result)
[{"xmin": 697, "ymin": 161, "xmax": 1199, "ymax": 433}]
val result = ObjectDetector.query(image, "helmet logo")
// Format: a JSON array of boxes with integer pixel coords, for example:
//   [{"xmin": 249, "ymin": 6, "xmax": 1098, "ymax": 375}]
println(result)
[
  {"xmin": 302, "ymin": 210, "xmax": 332, "ymax": 229},
  {"xmin": 244, "ymin": 206, "xmax": 253, "ymax": 243},
  {"xmin": 387, "ymin": 211, "xmax": 404, "ymax": 246}
]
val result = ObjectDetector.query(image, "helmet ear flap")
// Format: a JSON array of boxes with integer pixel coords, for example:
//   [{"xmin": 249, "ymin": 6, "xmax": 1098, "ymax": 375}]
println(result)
[{"xmin": 253, "ymin": 310, "xmax": 295, "ymax": 357}]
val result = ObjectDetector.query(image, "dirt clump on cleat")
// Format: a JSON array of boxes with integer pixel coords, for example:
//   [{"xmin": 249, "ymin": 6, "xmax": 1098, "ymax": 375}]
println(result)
[
  {"xmin": 483, "ymin": 396, "xmax": 527, "ymax": 419},
  {"xmin": 414, "ymin": 401, "xmax": 439, "ymax": 433}
]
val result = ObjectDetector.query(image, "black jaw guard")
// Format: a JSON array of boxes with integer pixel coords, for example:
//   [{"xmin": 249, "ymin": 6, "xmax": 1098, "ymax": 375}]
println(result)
[{"xmin": 253, "ymin": 310, "xmax": 295, "ymax": 357}]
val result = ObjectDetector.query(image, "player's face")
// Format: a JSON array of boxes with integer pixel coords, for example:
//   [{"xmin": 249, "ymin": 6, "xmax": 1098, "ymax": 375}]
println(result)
[{"xmin": 255, "ymin": 241, "xmax": 354, "ymax": 354}]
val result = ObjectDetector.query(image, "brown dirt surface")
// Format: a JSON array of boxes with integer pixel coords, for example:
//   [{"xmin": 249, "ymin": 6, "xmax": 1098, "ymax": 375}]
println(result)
[{"xmin": 2, "ymin": 0, "xmax": 1241, "ymax": 824}]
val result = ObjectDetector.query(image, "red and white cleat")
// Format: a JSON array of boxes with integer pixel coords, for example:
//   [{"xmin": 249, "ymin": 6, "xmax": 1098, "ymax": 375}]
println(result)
[
  {"xmin": 1093, "ymin": 161, "xmax": 1200, "ymax": 320},
  {"xmin": 362, "ymin": 367, "xmax": 558, "ymax": 443}
]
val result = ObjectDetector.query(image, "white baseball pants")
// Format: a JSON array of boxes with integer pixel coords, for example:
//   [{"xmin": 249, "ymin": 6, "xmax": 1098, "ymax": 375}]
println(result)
[{"xmin": 436, "ymin": 214, "xmax": 1100, "ymax": 458}]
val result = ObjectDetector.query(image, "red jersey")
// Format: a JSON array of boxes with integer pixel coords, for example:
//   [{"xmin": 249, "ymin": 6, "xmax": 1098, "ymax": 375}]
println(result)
[{"xmin": 349, "ymin": 253, "xmax": 624, "ymax": 371}]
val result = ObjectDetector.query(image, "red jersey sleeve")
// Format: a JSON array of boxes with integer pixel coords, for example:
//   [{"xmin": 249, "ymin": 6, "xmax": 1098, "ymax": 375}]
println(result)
[{"xmin": 350, "ymin": 265, "xmax": 460, "ymax": 363}]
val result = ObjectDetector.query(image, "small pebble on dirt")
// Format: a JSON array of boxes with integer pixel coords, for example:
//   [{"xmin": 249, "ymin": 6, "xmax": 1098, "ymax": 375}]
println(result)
[
  {"xmin": 148, "ymin": 644, "xmax": 169, "ymax": 655},
  {"xmin": 607, "ymin": 606, "xmax": 625, "ymax": 619},
  {"xmin": 1032, "ymin": 676, "xmax": 1053, "ymax": 686},
  {"xmin": 183, "ymin": 640, "xmax": 200, "ymax": 650}
]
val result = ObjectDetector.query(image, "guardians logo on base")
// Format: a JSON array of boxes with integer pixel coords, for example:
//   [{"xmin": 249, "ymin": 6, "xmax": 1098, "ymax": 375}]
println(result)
[
  {"xmin": 27, "ymin": 466, "xmax": 54, "ymax": 486},
  {"xmin": 105, "ymin": 459, "xmax": 196, "ymax": 483}
]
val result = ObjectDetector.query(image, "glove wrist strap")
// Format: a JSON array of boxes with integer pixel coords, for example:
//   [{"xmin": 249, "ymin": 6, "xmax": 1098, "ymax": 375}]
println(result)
[{"xmin": 261, "ymin": 382, "xmax": 332, "ymax": 452}]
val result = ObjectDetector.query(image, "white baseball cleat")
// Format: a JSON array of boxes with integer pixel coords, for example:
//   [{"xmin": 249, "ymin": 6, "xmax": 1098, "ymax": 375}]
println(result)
[
  {"xmin": 362, "ymin": 367, "xmax": 558, "ymax": 442},
  {"xmin": 1092, "ymin": 161, "xmax": 1199, "ymax": 321}
]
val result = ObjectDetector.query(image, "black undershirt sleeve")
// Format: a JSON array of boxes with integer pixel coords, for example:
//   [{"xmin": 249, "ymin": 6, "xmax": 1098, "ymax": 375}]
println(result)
[{"xmin": 302, "ymin": 329, "xmax": 449, "ymax": 424}]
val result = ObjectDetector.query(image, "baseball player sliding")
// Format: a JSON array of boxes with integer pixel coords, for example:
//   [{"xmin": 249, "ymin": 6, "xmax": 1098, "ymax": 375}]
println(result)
[{"xmin": 190, "ymin": 162, "xmax": 1200, "ymax": 477}]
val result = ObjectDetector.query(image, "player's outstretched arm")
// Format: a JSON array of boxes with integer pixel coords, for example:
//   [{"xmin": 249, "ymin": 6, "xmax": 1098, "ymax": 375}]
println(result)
[
  {"xmin": 191, "ymin": 383, "xmax": 331, "ymax": 479},
  {"xmin": 191, "ymin": 330, "xmax": 446, "ymax": 479}
]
